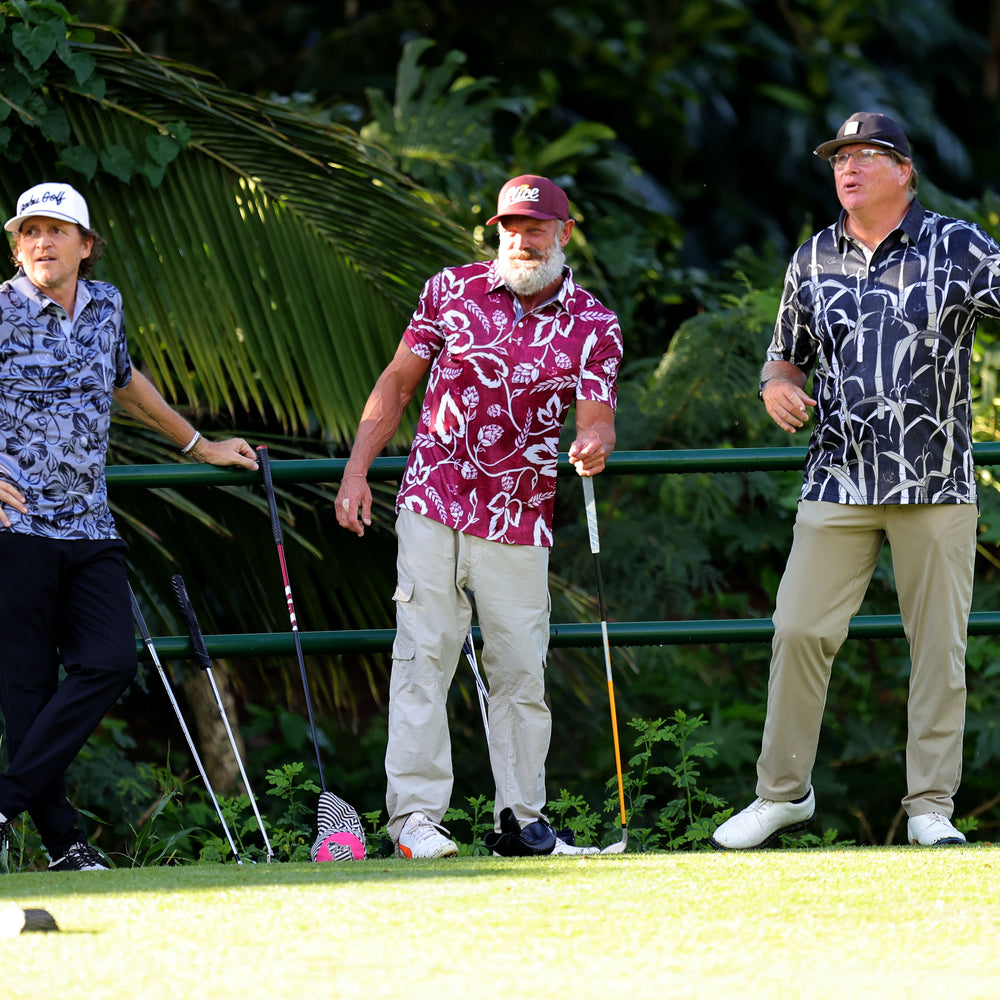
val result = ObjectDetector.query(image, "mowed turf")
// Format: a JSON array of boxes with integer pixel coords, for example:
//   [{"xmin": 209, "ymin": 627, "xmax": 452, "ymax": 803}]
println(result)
[{"xmin": 2, "ymin": 845, "xmax": 998, "ymax": 999}]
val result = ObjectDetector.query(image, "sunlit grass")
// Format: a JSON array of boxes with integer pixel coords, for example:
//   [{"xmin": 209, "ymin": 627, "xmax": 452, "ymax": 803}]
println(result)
[{"xmin": 2, "ymin": 846, "xmax": 998, "ymax": 999}]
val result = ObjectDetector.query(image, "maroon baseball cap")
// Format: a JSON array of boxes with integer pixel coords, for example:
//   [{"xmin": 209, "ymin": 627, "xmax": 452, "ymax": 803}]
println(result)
[
  {"xmin": 813, "ymin": 112, "xmax": 912, "ymax": 160},
  {"xmin": 486, "ymin": 174, "xmax": 570, "ymax": 225}
]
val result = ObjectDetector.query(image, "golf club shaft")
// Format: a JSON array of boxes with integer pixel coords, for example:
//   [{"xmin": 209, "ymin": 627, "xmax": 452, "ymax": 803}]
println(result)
[
  {"xmin": 170, "ymin": 574, "xmax": 275, "ymax": 861},
  {"xmin": 129, "ymin": 586, "xmax": 242, "ymax": 864},
  {"xmin": 257, "ymin": 445, "xmax": 326, "ymax": 792},
  {"xmin": 462, "ymin": 629, "xmax": 490, "ymax": 741},
  {"xmin": 582, "ymin": 475, "xmax": 628, "ymax": 840}
]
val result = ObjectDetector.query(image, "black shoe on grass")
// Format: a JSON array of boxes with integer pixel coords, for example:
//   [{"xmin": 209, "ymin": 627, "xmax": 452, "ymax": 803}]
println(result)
[{"xmin": 48, "ymin": 842, "xmax": 109, "ymax": 872}]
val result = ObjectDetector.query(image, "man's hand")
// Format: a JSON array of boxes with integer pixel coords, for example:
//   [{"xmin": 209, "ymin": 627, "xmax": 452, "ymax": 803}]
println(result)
[
  {"xmin": 191, "ymin": 437, "xmax": 259, "ymax": 470},
  {"xmin": 568, "ymin": 432, "xmax": 611, "ymax": 476},
  {"xmin": 762, "ymin": 380, "xmax": 817, "ymax": 433},
  {"xmin": 335, "ymin": 474, "xmax": 373, "ymax": 537},
  {"xmin": 0, "ymin": 480, "xmax": 28, "ymax": 528},
  {"xmin": 571, "ymin": 399, "xmax": 616, "ymax": 476}
]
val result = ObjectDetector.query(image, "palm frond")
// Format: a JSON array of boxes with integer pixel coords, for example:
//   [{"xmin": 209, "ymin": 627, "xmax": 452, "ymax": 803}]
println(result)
[{"xmin": 0, "ymin": 26, "xmax": 480, "ymax": 440}]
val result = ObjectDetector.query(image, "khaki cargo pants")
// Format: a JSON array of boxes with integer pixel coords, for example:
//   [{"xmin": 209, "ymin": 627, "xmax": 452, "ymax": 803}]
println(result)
[{"xmin": 385, "ymin": 510, "xmax": 551, "ymax": 842}]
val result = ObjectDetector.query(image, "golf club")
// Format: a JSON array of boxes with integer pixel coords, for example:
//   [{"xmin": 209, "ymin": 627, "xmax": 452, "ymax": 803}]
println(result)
[
  {"xmin": 256, "ymin": 445, "xmax": 326, "ymax": 791},
  {"xmin": 462, "ymin": 628, "xmax": 490, "ymax": 741},
  {"xmin": 129, "ymin": 586, "xmax": 242, "ymax": 864},
  {"xmin": 170, "ymin": 573, "xmax": 275, "ymax": 862},
  {"xmin": 257, "ymin": 445, "xmax": 366, "ymax": 862},
  {"xmin": 582, "ymin": 474, "xmax": 628, "ymax": 854}
]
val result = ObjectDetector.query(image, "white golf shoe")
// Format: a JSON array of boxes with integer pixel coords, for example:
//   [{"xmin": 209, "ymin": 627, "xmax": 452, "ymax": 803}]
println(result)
[
  {"xmin": 907, "ymin": 813, "xmax": 966, "ymax": 846},
  {"xmin": 394, "ymin": 812, "xmax": 459, "ymax": 859},
  {"xmin": 551, "ymin": 837, "xmax": 601, "ymax": 855},
  {"xmin": 710, "ymin": 788, "xmax": 816, "ymax": 849}
]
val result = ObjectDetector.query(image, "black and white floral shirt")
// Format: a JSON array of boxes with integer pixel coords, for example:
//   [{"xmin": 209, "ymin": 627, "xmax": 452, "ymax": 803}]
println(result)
[{"xmin": 768, "ymin": 201, "xmax": 1000, "ymax": 504}]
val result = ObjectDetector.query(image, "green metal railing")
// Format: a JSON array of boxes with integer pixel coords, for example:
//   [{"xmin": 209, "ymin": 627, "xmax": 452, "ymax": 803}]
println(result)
[{"xmin": 115, "ymin": 443, "xmax": 1000, "ymax": 660}]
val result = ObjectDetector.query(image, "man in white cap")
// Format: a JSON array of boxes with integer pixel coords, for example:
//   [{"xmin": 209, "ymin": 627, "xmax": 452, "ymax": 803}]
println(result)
[
  {"xmin": 711, "ymin": 113, "xmax": 1000, "ymax": 850},
  {"xmin": 335, "ymin": 174, "xmax": 622, "ymax": 858},
  {"xmin": 0, "ymin": 181, "xmax": 258, "ymax": 871}
]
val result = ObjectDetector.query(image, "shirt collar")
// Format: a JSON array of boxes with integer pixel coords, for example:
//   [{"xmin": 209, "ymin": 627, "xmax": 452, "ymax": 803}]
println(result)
[
  {"xmin": 835, "ymin": 200, "xmax": 924, "ymax": 252},
  {"xmin": 488, "ymin": 261, "xmax": 575, "ymax": 309},
  {"xmin": 11, "ymin": 269, "xmax": 90, "ymax": 319}
]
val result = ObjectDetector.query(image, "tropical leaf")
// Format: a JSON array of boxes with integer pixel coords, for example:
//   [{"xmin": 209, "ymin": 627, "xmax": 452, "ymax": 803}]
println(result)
[{"xmin": 1, "ymin": 19, "xmax": 478, "ymax": 441}]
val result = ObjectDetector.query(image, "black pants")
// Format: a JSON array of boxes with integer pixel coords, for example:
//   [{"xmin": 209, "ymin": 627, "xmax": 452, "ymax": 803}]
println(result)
[{"xmin": 0, "ymin": 534, "xmax": 137, "ymax": 856}]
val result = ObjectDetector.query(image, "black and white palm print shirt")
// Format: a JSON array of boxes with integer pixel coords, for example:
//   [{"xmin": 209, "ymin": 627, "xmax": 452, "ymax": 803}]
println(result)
[{"xmin": 768, "ymin": 201, "xmax": 1000, "ymax": 505}]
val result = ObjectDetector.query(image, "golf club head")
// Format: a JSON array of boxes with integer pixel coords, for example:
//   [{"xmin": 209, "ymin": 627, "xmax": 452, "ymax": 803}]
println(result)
[{"xmin": 600, "ymin": 831, "xmax": 628, "ymax": 855}]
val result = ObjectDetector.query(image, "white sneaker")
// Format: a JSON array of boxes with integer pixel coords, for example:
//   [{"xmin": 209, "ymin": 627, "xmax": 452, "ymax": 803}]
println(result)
[
  {"xmin": 907, "ymin": 813, "xmax": 966, "ymax": 846},
  {"xmin": 394, "ymin": 812, "xmax": 459, "ymax": 859},
  {"xmin": 710, "ymin": 788, "xmax": 816, "ymax": 849},
  {"xmin": 551, "ymin": 837, "xmax": 600, "ymax": 855}
]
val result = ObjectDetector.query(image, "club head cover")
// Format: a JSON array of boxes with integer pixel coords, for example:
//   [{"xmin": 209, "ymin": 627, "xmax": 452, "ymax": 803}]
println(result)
[
  {"xmin": 311, "ymin": 791, "xmax": 366, "ymax": 862},
  {"xmin": 484, "ymin": 807, "xmax": 558, "ymax": 857}
]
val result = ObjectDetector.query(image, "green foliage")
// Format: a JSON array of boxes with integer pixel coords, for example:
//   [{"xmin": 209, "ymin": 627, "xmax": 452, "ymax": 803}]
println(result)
[
  {"xmin": 611, "ymin": 712, "xmax": 730, "ymax": 851},
  {"xmin": 0, "ymin": 0, "xmax": 181, "ymax": 185},
  {"xmin": 443, "ymin": 794, "xmax": 495, "ymax": 856},
  {"xmin": 118, "ymin": 769, "xmax": 200, "ymax": 868},
  {"xmin": 0, "ymin": 814, "xmax": 42, "ymax": 873},
  {"xmin": 360, "ymin": 809, "xmax": 389, "ymax": 857},
  {"xmin": 783, "ymin": 827, "xmax": 854, "ymax": 850},
  {"xmin": 263, "ymin": 762, "xmax": 320, "ymax": 862},
  {"xmin": 361, "ymin": 38, "xmax": 525, "ymax": 211},
  {"xmin": 546, "ymin": 789, "xmax": 602, "ymax": 847}
]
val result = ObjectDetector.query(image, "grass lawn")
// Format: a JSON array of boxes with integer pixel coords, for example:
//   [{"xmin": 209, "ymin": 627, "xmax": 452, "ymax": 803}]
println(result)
[{"xmin": 2, "ymin": 845, "xmax": 998, "ymax": 999}]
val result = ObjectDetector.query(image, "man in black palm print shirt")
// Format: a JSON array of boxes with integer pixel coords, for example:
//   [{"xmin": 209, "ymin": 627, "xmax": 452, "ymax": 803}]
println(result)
[{"xmin": 712, "ymin": 112, "xmax": 1000, "ymax": 850}]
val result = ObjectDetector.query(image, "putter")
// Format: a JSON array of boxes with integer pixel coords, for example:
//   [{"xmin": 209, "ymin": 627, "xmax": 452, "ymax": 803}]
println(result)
[
  {"xmin": 582, "ymin": 475, "xmax": 629, "ymax": 855},
  {"xmin": 170, "ymin": 573, "xmax": 275, "ymax": 862},
  {"xmin": 462, "ymin": 628, "xmax": 490, "ymax": 741},
  {"xmin": 129, "ymin": 586, "xmax": 242, "ymax": 864}
]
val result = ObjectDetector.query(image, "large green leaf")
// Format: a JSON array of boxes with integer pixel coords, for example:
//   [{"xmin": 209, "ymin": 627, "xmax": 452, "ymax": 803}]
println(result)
[{"xmin": 2, "ymin": 26, "xmax": 479, "ymax": 440}]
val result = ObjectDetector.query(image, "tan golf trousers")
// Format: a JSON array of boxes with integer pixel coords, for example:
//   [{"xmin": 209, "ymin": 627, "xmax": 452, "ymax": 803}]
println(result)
[
  {"xmin": 758, "ymin": 500, "xmax": 978, "ymax": 817},
  {"xmin": 385, "ymin": 510, "xmax": 551, "ymax": 843}
]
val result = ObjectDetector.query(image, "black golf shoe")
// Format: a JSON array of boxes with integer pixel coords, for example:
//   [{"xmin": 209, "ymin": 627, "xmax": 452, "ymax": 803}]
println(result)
[{"xmin": 47, "ymin": 841, "xmax": 109, "ymax": 871}]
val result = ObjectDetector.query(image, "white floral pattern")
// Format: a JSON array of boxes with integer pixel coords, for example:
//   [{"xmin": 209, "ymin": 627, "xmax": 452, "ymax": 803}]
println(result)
[{"xmin": 398, "ymin": 262, "xmax": 621, "ymax": 545}]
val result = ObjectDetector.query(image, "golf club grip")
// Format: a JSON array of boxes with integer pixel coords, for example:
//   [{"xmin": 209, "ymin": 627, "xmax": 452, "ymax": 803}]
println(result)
[
  {"xmin": 256, "ymin": 445, "xmax": 284, "ymax": 546},
  {"xmin": 170, "ymin": 574, "xmax": 213, "ymax": 670},
  {"xmin": 129, "ymin": 586, "xmax": 153, "ymax": 644},
  {"xmin": 582, "ymin": 474, "xmax": 600, "ymax": 554}
]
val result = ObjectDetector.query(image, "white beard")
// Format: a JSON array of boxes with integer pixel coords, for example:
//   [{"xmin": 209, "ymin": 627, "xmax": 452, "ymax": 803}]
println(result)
[{"xmin": 497, "ymin": 244, "xmax": 566, "ymax": 297}]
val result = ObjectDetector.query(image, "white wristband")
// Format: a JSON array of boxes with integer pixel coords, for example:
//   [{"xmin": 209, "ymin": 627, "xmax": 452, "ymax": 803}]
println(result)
[{"xmin": 180, "ymin": 431, "xmax": 201, "ymax": 455}]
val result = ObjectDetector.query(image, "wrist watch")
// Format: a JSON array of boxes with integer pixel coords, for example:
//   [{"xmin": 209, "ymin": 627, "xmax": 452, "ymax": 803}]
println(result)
[{"xmin": 757, "ymin": 379, "xmax": 770, "ymax": 401}]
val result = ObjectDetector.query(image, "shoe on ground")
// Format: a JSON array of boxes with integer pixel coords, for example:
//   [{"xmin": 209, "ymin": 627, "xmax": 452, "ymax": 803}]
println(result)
[
  {"xmin": 907, "ymin": 812, "xmax": 966, "ymax": 846},
  {"xmin": 551, "ymin": 837, "xmax": 600, "ymax": 855},
  {"xmin": 710, "ymin": 788, "xmax": 816, "ymax": 849},
  {"xmin": 47, "ymin": 841, "xmax": 109, "ymax": 871},
  {"xmin": 395, "ymin": 812, "xmax": 458, "ymax": 859}
]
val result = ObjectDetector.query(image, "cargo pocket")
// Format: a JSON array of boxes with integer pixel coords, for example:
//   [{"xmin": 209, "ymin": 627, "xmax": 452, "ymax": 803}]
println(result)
[{"xmin": 391, "ymin": 578, "xmax": 416, "ymax": 661}]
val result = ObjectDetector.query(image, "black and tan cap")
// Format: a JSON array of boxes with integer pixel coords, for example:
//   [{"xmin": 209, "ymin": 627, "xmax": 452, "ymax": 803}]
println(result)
[{"xmin": 813, "ymin": 112, "xmax": 912, "ymax": 161}]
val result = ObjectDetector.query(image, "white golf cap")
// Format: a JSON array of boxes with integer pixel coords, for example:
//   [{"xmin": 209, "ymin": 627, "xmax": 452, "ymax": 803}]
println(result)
[{"xmin": 4, "ymin": 182, "xmax": 90, "ymax": 233}]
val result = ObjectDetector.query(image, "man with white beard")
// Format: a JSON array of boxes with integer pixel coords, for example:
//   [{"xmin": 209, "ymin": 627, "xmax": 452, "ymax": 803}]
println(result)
[{"xmin": 336, "ymin": 174, "xmax": 622, "ymax": 858}]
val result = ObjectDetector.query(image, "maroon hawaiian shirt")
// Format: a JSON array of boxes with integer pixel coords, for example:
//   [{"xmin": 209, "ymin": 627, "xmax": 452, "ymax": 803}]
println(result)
[{"xmin": 397, "ymin": 261, "xmax": 622, "ymax": 547}]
